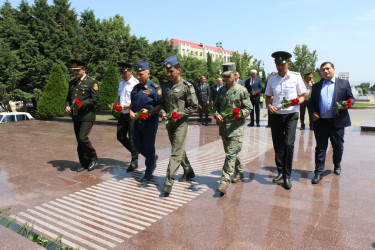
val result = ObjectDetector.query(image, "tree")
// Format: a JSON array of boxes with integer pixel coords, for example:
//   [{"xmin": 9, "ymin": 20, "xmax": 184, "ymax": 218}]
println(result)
[
  {"xmin": 369, "ymin": 83, "xmax": 375, "ymax": 92},
  {"xmin": 36, "ymin": 64, "xmax": 68, "ymax": 118},
  {"xmin": 206, "ymin": 53, "xmax": 216, "ymax": 78},
  {"xmin": 289, "ymin": 44, "xmax": 318, "ymax": 75},
  {"xmin": 148, "ymin": 39, "xmax": 177, "ymax": 83},
  {"xmin": 179, "ymin": 56, "xmax": 207, "ymax": 84},
  {"xmin": 96, "ymin": 62, "xmax": 120, "ymax": 111}
]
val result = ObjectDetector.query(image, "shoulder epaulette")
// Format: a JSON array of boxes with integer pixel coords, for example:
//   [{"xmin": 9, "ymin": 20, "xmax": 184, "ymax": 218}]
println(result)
[{"xmin": 183, "ymin": 80, "xmax": 192, "ymax": 87}]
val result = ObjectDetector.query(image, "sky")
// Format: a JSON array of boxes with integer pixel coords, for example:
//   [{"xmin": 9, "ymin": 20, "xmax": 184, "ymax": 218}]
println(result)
[{"xmin": 4, "ymin": 0, "xmax": 375, "ymax": 85}]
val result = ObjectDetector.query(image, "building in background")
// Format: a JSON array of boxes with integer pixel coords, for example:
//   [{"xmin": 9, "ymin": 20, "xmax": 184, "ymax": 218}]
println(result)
[
  {"xmin": 338, "ymin": 72, "xmax": 350, "ymax": 81},
  {"xmin": 169, "ymin": 39, "xmax": 236, "ymax": 63}
]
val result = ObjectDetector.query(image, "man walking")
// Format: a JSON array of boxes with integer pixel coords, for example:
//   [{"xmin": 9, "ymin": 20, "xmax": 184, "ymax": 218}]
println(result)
[
  {"xmin": 116, "ymin": 62, "xmax": 139, "ymax": 172},
  {"xmin": 310, "ymin": 62, "xmax": 354, "ymax": 184},
  {"xmin": 214, "ymin": 63, "xmax": 252, "ymax": 196},
  {"xmin": 245, "ymin": 69, "xmax": 263, "ymax": 127},
  {"xmin": 265, "ymin": 51, "xmax": 306, "ymax": 190},
  {"xmin": 65, "ymin": 59, "xmax": 99, "ymax": 172},
  {"xmin": 196, "ymin": 75, "xmax": 210, "ymax": 125},
  {"xmin": 160, "ymin": 55, "xmax": 198, "ymax": 196}
]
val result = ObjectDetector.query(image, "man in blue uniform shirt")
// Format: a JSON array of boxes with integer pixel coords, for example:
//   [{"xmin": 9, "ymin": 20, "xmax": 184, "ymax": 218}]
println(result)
[{"xmin": 129, "ymin": 61, "xmax": 162, "ymax": 183}]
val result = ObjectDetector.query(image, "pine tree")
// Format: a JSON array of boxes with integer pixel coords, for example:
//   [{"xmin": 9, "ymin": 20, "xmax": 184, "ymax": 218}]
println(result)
[
  {"xmin": 36, "ymin": 64, "xmax": 68, "ymax": 118},
  {"xmin": 96, "ymin": 62, "xmax": 120, "ymax": 111}
]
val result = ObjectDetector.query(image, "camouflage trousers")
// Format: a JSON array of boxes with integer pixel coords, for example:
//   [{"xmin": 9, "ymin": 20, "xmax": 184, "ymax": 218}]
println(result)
[{"xmin": 220, "ymin": 135, "xmax": 243, "ymax": 186}]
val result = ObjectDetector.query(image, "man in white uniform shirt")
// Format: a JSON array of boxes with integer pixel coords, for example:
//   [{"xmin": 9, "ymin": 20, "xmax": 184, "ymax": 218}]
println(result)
[
  {"xmin": 265, "ymin": 51, "xmax": 306, "ymax": 190},
  {"xmin": 116, "ymin": 62, "xmax": 139, "ymax": 172}
]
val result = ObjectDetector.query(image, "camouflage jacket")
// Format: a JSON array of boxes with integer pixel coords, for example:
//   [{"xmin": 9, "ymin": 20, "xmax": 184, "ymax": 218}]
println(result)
[{"xmin": 213, "ymin": 83, "xmax": 252, "ymax": 137}]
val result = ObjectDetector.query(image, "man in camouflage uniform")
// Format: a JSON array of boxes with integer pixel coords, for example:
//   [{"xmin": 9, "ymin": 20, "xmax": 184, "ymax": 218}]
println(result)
[
  {"xmin": 213, "ymin": 63, "xmax": 252, "ymax": 195},
  {"xmin": 160, "ymin": 55, "xmax": 198, "ymax": 196},
  {"xmin": 65, "ymin": 59, "xmax": 100, "ymax": 172}
]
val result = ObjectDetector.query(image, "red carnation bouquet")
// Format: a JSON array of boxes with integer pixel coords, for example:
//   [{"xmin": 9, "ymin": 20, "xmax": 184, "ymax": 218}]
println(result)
[
  {"xmin": 164, "ymin": 109, "xmax": 182, "ymax": 125},
  {"xmin": 72, "ymin": 98, "xmax": 82, "ymax": 115},
  {"xmin": 112, "ymin": 103, "xmax": 123, "ymax": 112},
  {"xmin": 220, "ymin": 108, "xmax": 241, "ymax": 121},
  {"xmin": 199, "ymin": 105, "xmax": 203, "ymax": 110},
  {"xmin": 281, "ymin": 97, "xmax": 300, "ymax": 109},
  {"xmin": 134, "ymin": 110, "xmax": 149, "ymax": 122},
  {"xmin": 251, "ymin": 90, "xmax": 259, "ymax": 95},
  {"xmin": 321, "ymin": 99, "xmax": 353, "ymax": 116},
  {"xmin": 263, "ymin": 97, "xmax": 299, "ymax": 117}
]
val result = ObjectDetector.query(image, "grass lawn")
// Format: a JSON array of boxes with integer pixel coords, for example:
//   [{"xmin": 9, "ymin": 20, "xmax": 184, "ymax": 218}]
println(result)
[
  {"xmin": 353, "ymin": 102, "xmax": 374, "ymax": 107},
  {"xmin": 96, "ymin": 114, "xmax": 117, "ymax": 120}
]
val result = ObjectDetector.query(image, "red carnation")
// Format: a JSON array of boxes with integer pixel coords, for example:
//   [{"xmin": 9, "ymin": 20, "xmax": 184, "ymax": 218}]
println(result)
[
  {"xmin": 233, "ymin": 108, "xmax": 240, "ymax": 118},
  {"xmin": 292, "ymin": 98, "xmax": 299, "ymax": 104},
  {"xmin": 112, "ymin": 103, "xmax": 123, "ymax": 112},
  {"xmin": 171, "ymin": 112, "xmax": 181, "ymax": 120},
  {"xmin": 255, "ymin": 91, "xmax": 258, "ymax": 94},
  {"xmin": 347, "ymin": 99, "xmax": 353, "ymax": 107},
  {"xmin": 75, "ymin": 98, "xmax": 82, "ymax": 106}
]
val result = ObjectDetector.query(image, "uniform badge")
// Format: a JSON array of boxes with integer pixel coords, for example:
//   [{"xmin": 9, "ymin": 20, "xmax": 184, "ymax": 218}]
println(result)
[
  {"xmin": 132, "ymin": 90, "xmax": 138, "ymax": 93},
  {"xmin": 166, "ymin": 88, "xmax": 170, "ymax": 94},
  {"xmin": 190, "ymin": 88, "xmax": 195, "ymax": 94},
  {"xmin": 154, "ymin": 84, "xmax": 159, "ymax": 88},
  {"xmin": 167, "ymin": 64, "xmax": 171, "ymax": 68},
  {"xmin": 139, "ymin": 67, "xmax": 142, "ymax": 71},
  {"xmin": 174, "ymin": 89, "xmax": 181, "ymax": 93},
  {"xmin": 144, "ymin": 85, "xmax": 148, "ymax": 89},
  {"xmin": 93, "ymin": 83, "xmax": 99, "ymax": 90},
  {"xmin": 157, "ymin": 89, "xmax": 162, "ymax": 95},
  {"xmin": 279, "ymin": 57, "xmax": 282, "ymax": 61}
]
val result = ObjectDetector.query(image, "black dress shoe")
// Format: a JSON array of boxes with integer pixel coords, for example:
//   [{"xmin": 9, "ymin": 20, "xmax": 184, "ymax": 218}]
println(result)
[
  {"xmin": 205, "ymin": 122, "xmax": 209, "ymax": 126},
  {"xmin": 272, "ymin": 173, "xmax": 283, "ymax": 182},
  {"xmin": 87, "ymin": 160, "xmax": 97, "ymax": 171},
  {"xmin": 76, "ymin": 166, "xmax": 86, "ymax": 172},
  {"xmin": 311, "ymin": 174, "xmax": 322, "ymax": 184},
  {"xmin": 256, "ymin": 124, "xmax": 260, "ymax": 127},
  {"xmin": 334, "ymin": 166, "xmax": 341, "ymax": 175},
  {"xmin": 127, "ymin": 161, "xmax": 138, "ymax": 172},
  {"xmin": 284, "ymin": 178, "xmax": 292, "ymax": 190},
  {"xmin": 141, "ymin": 174, "xmax": 153, "ymax": 183},
  {"xmin": 247, "ymin": 123, "xmax": 254, "ymax": 127}
]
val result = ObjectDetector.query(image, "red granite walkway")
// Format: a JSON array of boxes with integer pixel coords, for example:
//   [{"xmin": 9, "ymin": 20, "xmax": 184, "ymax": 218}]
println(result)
[{"xmin": 0, "ymin": 119, "xmax": 374, "ymax": 249}]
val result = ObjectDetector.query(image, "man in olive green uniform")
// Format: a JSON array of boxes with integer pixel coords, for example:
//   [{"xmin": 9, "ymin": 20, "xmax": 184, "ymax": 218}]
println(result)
[
  {"xmin": 65, "ymin": 59, "xmax": 100, "ymax": 172},
  {"xmin": 213, "ymin": 63, "xmax": 252, "ymax": 195},
  {"xmin": 160, "ymin": 55, "xmax": 198, "ymax": 196}
]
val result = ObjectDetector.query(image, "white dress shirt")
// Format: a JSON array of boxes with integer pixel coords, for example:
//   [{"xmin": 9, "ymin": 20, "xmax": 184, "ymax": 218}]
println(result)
[
  {"xmin": 265, "ymin": 70, "xmax": 306, "ymax": 114},
  {"xmin": 118, "ymin": 75, "xmax": 139, "ymax": 114}
]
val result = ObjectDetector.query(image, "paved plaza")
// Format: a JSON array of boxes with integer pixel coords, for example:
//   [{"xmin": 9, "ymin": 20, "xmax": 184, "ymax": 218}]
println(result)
[{"xmin": 1, "ymin": 108, "xmax": 375, "ymax": 249}]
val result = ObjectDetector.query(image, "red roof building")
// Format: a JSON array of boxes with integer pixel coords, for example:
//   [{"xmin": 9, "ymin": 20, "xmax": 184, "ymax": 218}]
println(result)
[{"xmin": 169, "ymin": 39, "xmax": 237, "ymax": 63}]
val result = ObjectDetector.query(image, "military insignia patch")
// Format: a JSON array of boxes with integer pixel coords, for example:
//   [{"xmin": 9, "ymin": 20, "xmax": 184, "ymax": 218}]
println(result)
[
  {"xmin": 154, "ymin": 84, "xmax": 159, "ymax": 88},
  {"xmin": 174, "ymin": 89, "xmax": 181, "ymax": 93},
  {"xmin": 144, "ymin": 85, "xmax": 148, "ymax": 89},
  {"xmin": 166, "ymin": 88, "xmax": 170, "ymax": 94},
  {"xmin": 167, "ymin": 64, "xmax": 171, "ymax": 68},
  {"xmin": 93, "ymin": 83, "xmax": 99, "ymax": 90},
  {"xmin": 190, "ymin": 88, "xmax": 195, "ymax": 94},
  {"xmin": 157, "ymin": 89, "xmax": 162, "ymax": 95},
  {"xmin": 132, "ymin": 90, "xmax": 138, "ymax": 93},
  {"xmin": 279, "ymin": 57, "xmax": 282, "ymax": 61}
]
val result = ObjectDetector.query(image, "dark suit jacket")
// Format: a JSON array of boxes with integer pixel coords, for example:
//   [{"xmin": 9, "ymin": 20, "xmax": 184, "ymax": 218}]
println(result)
[
  {"xmin": 310, "ymin": 78, "xmax": 355, "ymax": 128},
  {"xmin": 195, "ymin": 82, "xmax": 210, "ymax": 103},
  {"xmin": 245, "ymin": 77, "xmax": 263, "ymax": 101},
  {"xmin": 210, "ymin": 84, "xmax": 222, "ymax": 103},
  {"xmin": 66, "ymin": 75, "xmax": 99, "ymax": 122},
  {"xmin": 237, "ymin": 79, "xmax": 245, "ymax": 87}
]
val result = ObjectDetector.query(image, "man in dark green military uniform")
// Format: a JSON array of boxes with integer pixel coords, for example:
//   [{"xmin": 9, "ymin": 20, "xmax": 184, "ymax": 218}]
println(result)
[
  {"xmin": 213, "ymin": 63, "xmax": 253, "ymax": 196},
  {"xmin": 160, "ymin": 55, "xmax": 198, "ymax": 196},
  {"xmin": 65, "ymin": 59, "xmax": 100, "ymax": 172}
]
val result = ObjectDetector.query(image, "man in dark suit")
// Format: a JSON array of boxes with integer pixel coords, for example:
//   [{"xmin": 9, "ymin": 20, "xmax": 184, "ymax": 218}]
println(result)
[
  {"xmin": 309, "ymin": 62, "xmax": 355, "ymax": 184},
  {"xmin": 210, "ymin": 77, "xmax": 223, "ymax": 104},
  {"xmin": 234, "ymin": 71, "xmax": 245, "ymax": 86},
  {"xmin": 65, "ymin": 59, "xmax": 100, "ymax": 172},
  {"xmin": 245, "ymin": 69, "xmax": 263, "ymax": 127},
  {"xmin": 196, "ymin": 75, "xmax": 210, "ymax": 125}
]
